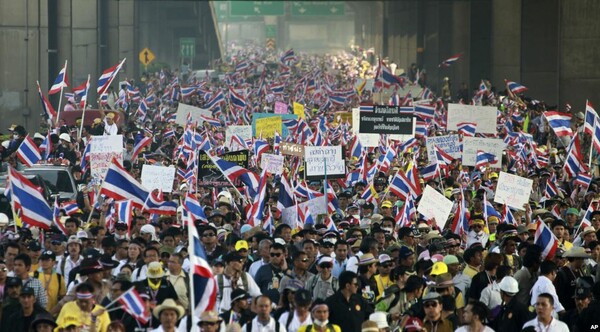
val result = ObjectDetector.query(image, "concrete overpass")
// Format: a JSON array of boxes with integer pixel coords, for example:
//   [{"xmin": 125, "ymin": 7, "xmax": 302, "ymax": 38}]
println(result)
[{"xmin": 0, "ymin": 0, "xmax": 222, "ymax": 132}]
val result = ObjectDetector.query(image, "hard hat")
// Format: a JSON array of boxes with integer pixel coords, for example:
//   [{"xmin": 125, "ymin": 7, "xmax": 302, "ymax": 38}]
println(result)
[
  {"xmin": 430, "ymin": 262, "xmax": 448, "ymax": 276},
  {"xmin": 498, "ymin": 276, "xmax": 519, "ymax": 295}
]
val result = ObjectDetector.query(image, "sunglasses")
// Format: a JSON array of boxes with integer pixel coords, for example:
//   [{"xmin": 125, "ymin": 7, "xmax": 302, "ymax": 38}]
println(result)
[
  {"xmin": 270, "ymin": 253, "xmax": 282, "ymax": 257},
  {"xmin": 381, "ymin": 263, "xmax": 393, "ymax": 268},
  {"xmin": 319, "ymin": 264, "xmax": 333, "ymax": 269},
  {"xmin": 424, "ymin": 301, "xmax": 438, "ymax": 308}
]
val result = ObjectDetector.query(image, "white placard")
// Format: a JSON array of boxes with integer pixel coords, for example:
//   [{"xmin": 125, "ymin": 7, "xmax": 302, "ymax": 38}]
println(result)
[
  {"xmin": 351, "ymin": 108, "xmax": 414, "ymax": 146},
  {"xmin": 304, "ymin": 146, "xmax": 345, "ymax": 177},
  {"xmin": 425, "ymin": 135, "xmax": 461, "ymax": 163},
  {"xmin": 260, "ymin": 153, "xmax": 284, "ymax": 175},
  {"xmin": 225, "ymin": 125, "xmax": 252, "ymax": 150},
  {"xmin": 462, "ymin": 137, "xmax": 505, "ymax": 166},
  {"xmin": 175, "ymin": 103, "xmax": 213, "ymax": 126},
  {"xmin": 494, "ymin": 171, "xmax": 533, "ymax": 210},
  {"xmin": 90, "ymin": 135, "xmax": 123, "ymax": 179},
  {"xmin": 281, "ymin": 196, "xmax": 328, "ymax": 227},
  {"xmin": 417, "ymin": 185, "xmax": 454, "ymax": 228},
  {"xmin": 141, "ymin": 165, "xmax": 176, "ymax": 193},
  {"xmin": 447, "ymin": 104, "xmax": 497, "ymax": 134}
]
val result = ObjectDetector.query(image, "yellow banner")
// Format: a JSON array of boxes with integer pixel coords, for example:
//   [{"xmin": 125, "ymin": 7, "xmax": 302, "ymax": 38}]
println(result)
[
  {"xmin": 293, "ymin": 102, "xmax": 305, "ymax": 119},
  {"xmin": 255, "ymin": 116, "xmax": 282, "ymax": 138}
]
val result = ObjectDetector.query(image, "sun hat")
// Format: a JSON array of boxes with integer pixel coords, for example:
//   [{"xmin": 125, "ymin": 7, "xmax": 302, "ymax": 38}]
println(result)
[{"xmin": 152, "ymin": 298, "xmax": 184, "ymax": 319}]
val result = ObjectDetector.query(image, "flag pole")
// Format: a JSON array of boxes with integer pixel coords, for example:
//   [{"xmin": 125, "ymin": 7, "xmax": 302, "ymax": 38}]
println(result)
[
  {"xmin": 187, "ymin": 220, "xmax": 198, "ymax": 332},
  {"xmin": 79, "ymin": 74, "xmax": 90, "ymax": 139},
  {"xmin": 589, "ymin": 111, "xmax": 595, "ymax": 170},
  {"xmin": 55, "ymin": 60, "xmax": 67, "ymax": 128},
  {"xmin": 323, "ymin": 157, "xmax": 328, "ymax": 224}
]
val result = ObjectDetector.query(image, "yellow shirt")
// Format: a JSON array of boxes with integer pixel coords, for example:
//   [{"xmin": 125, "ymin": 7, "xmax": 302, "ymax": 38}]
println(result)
[
  {"xmin": 463, "ymin": 265, "xmax": 479, "ymax": 279},
  {"xmin": 31, "ymin": 270, "xmax": 66, "ymax": 311},
  {"xmin": 560, "ymin": 240, "xmax": 573, "ymax": 250},
  {"xmin": 374, "ymin": 274, "xmax": 394, "ymax": 300},
  {"xmin": 56, "ymin": 301, "xmax": 111, "ymax": 332},
  {"xmin": 298, "ymin": 324, "xmax": 341, "ymax": 332}
]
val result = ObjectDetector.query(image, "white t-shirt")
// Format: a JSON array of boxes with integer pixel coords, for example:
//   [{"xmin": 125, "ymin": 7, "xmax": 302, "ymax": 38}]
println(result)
[
  {"xmin": 278, "ymin": 311, "xmax": 313, "ymax": 332},
  {"xmin": 522, "ymin": 317, "xmax": 570, "ymax": 332},
  {"xmin": 455, "ymin": 326, "xmax": 494, "ymax": 332}
]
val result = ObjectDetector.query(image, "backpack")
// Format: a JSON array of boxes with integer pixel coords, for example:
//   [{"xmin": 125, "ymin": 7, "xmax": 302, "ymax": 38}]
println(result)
[
  {"xmin": 247, "ymin": 319, "xmax": 280, "ymax": 332},
  {"xmin": 217, "ymin": 272, "xmax": 249, "ymax": 302},
  {"xmin": 308, "ymin": 275, "xmax": 338, "ymax": 296}
]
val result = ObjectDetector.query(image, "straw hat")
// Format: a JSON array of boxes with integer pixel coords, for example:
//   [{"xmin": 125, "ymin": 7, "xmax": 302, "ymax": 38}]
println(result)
[{"xmin": 153, "ymin": 298, "xmax": 184, "ymax": 319}]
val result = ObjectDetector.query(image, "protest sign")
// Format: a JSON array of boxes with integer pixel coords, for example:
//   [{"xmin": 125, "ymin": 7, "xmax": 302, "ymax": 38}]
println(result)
[
  {"xmin": 198, "ymin": 150, "xmax": 249, "ymax": 187},
  {"xmin": 359, "ymin": 105, "xmax": 415, "ymax": 135},
  {"xmin": 141, "ymin": 165, "xmax": 176, "ymax": 192},
  {"xmin": 352, "ymin": 108, "xmax": 413, "ymax": 146},
  {"xmin": 90, "ymin": 135, "xmax": 123, "ymax": 179},
  {"xmin": 274, "ymin": 101, "xmax": 288, "ymax": 114},
  {"xmin": 462, "ymin": 137, "xmax": 505, "ymax": 166},
  {"xmin": 334, "ymin": 111, "xmax": 353, "ymax": 124},
  {"xmin": 254, "ymin": 116, "xmax": 282, "ymax": 138},
  {"xmin": 281, "ymin": 195, "xmax": 328, "ymax": 228},
  {"xmin": 494, "ymin": 171, "xmax": 533, "ymax": 210},
  {"xmin": 175, "ymin": 103, "xmax": 212, "ymax": 126},
  {"xmin": 304, "ymin": 146, "xmax": 345, "ymax": 179},
  {"xmin": 447, "ymin": 104, "xmax": 497, "ymax": 134},
  {"xmin": 280, "ymin": 142, "xmax": 304, "ymax": 157},
  {"xmin": 293, "ymin": 102, "xmax": 305, "ymax": 119},
  {"xmin": 417, "ymin": 185, "xmax": 454, "ymax": 228},
  {"xmin": 225, "ymin": 125, "xmax": 252, "ymax": 150},
  {"xmin": 252, "ymin": 113, "xmax": 297, "ymax": 138},
  {"xmin": 425, "ymin": 135, "xmax": 461, "ymax": 163},
  {"xmin": 261, "ymin": 153, "xmax": 284, "ymax": 175}
]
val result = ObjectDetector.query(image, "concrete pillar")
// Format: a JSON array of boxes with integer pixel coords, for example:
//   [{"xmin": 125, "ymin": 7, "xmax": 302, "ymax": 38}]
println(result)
[
  {"xmin": 449, "ymin": 1, "xmax": 470, "ymax": 97},
  {"xmin": 490, "ymin": 0, "xmax": 521, "ymax": 91}
]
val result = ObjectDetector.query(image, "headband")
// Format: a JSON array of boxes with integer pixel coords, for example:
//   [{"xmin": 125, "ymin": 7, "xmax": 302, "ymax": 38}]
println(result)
[
  {"xmin": 311, "ymin": 304, "xmax": 328, "ymax": 313},
  {"xmin": 76, "ymin": 292, "xmax": 94, "ymax": 299}
]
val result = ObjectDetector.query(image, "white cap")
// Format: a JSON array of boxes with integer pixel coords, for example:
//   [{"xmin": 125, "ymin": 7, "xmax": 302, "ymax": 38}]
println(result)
[
  {"xmin": 59, "ymin": 133, "xmax": 71, "ymax": 142},
  {"xmin": 33, "ymin": 132, "xmax": 45, "ymax": 140},
  {"xmin": 498, "ymin": 276, "xmax": 519, "ymax": 294},
  {"xmin": 369, "ymin": 312, "xmax": 389, "ymax": 329},
  {"xmin": 317, "ymin": 256, "xmax": 334, "ymax": 265},
  {"xmin": 378, "ymin": 254, "xmax": 392, "ymax": 264}
]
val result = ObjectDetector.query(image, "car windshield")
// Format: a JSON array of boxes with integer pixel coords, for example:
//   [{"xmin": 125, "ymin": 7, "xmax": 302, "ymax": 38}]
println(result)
[{"xmin": 23, "ymin": 169, "xmax": 74, "ymax": 194}]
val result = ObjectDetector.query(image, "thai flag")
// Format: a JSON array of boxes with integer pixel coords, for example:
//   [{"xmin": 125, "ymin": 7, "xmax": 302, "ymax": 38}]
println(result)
[
  {"xmin": 544, "ymin": 111, "xmax": 573, "ymax": 137},
  {"xmin": 229, "ymin": 134, "xmax": 249, "ymax": 151},
  {"xmin": 199, "ymin": 115, "xmax": 221, "ymax": 127},
  {"xmin": 132, "ymin": 137, "xmax": 152, "ymax": 161},
  {"xmin": 420, "ymin": 163, "xmax": 440, "ymax": 182},
  {"xmin": 37, "ymin": 81, "xmax": 57, "ymax": 120},
  {"xmin": 8, "ymin": 167, "xmax": 53, "ymax": 230},
  {"xmin": 457, "ymin": 122, "xmax": 477, "ymax": 137},
  {"xmin": 585, "ymin": 100, "xmax": 597, "ymax": 136},
  {"xmin": 277, "ymin": 173, "xmax": 295, "ymax": 212},
  {"xmin": 414, "ymin": 104, "xmax": 435, "ymax": 120},
  {"xmin": 563, "ymin": 134, "xmax": 587, "ymax": 178},
  {"xmin": 16, "ymin": 135, "xmax": 42, "ymax": 167},
  {"xmin": 117, "ymin": 287, "xmax": 151, "ymax": 324},
  {"xmin": 189, "ymin": 218, "xmax": 217, "ymax": 320},
  {"xmin": 433, "ymin": 144, "xmax": 455, "ymax": 166},
  {"xmin": 298, "ymin": 204, "xmax": 314, "ymax": 230},
  {"xmin": 78, "ymin": 75, "xmax": 91, "ymax": 109},
  {"xmin": 247, "ymin": 168, "xmax": 269, "ymax": 227},
  {"xmin": 483, "ymin": 193, "xmax": 502, "ymax": 220},
  {"xmin": 360, "ymin": 185, "xmax": 378, "ymax": 203},
  {"xmin": 97, "ymin": 58, "xmax": 126, "ymax": 95},
  {"xmin": 592, "ymin": 117, "xmax": 600, "ymax": 153},
  {"xmin": 229, "ymin": 88, "xmax": 246, "ymax": 109},
  {"xmin": 142, "ymin": 190, "xmax": 177, "ymax": 216},
  {"xmin": 99, "ymin": 93, "xmax": 108, "ymax": 106},
  {"xmin": 204, "ymin": 90, "xmax": 224, "ymax": 110},
  {"xmin": 181, "ymin": 86, "xmax": 196, "ymax": 98},
  {"xmin": 378, "ymin": 147, "xmax": 396, "ymax": 173},
  {"xmin": 476, "ymin": 150, "xmax": 498, "ymax": 169},
  {"xmin": 280, "ymin": 48, "xmax": 296, "ymax": 64},
  {"xmin": 505, "ymin": 79, "xmax": 527, "ymax": 94},
  {"xmin": 80, "ymin": 141, "xmax": 91, "ymax": 173},
  {"xmin": 388, "ymin": 92, "xmax": 400, "ymax": 106},
  {"xmin": 534, "ymin": 218, "xmax": 559, "ymax": 260},
  {"xmin": 183, "ymin": 193, "xmax": 208, "ymax": 224},
  {"xmin": 439, "ymin": 53, "xmax": 462, "ymax": 67},
  {"xmin": 270, "ymin": 82, "xmax": 285, "ymax": 94},
  {"xmin": 253, "ymin": 139, "xmax": 270, "ymax": 164},
  {"xmin": 135, "ymin": 99, "xmax": 148, "ymax": 121},
  {"xmin": 163, "ymin": 129, "xmax": 176, "ymax": 140},
  {"xmin": 576, "ymin": 202, "xmax": 597, "ymax": 238},
  {"xmin": 450, "ymin": 189, "xmax": 469, "ymax": 234},
  {"xmin": 544, "ymin": 176, "xmax": 559, "ymax": 199},
  {"xmin": 48, "ymin": 60, "xmax": 69, "ymax": 95},
  {"xmin": 115, "ymin": 200, "xmax": 133, "ymax": 235},
  {"xmin": 476, "ymin": 80, "xmax": 488, "ymax": 96},
  {"xmin": 274, "ymin": 132, "xmax": 282, "ymax": 155},
  {"xmin": 60, "ymin": 201, "xmax": 80, "ymax": 216},
  {"xmin": 396, "ymin": 194, "xmax": 415, "ymax": 227},
  {"xmin": 405, "ymin": 162, "xmax": 422, "ymax": 196},
  {"xmin": 377, "ymin": 60, "xmax": 403, "ymax": 87},
  {"xmin": 388, "ymin": 170, "xmax": 418, "ymax": 200},
  {"xmin": 100, "ymin": 158, "xmax": 149, "ymax": 209},
  {"xmin": 208, "ymin": 154, "xmax": 259, "ymax": 198},
  {"xmin": 294, "ymin": 181, "xmax": 322, "ymax": 200},
  {"xmin": 52, "ymin": 197, "xmax": 68, "ymax": 235},
  {"xmin": 503, "ymin": 205, "xmax": 517, "ymax": 225},
  {"xmin": 575, "ymin": 172, "xmax": 592, "ymax": 189}
]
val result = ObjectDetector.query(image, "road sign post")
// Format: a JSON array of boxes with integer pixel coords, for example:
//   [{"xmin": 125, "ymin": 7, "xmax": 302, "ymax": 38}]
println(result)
[
  {"xmin": 179, "ymin": 38, "xmax": 196, "ymax": 69},
  {"xmin": 229, "ymin": 1, "xmax": 284, "ymax": 16},
  {"xmin": 291, "ymin": 1, "xmax": 345, "ymax": 16},
  {"xmin": 139, "ymin": 47, "xmax": 156, "ymax": 71}
]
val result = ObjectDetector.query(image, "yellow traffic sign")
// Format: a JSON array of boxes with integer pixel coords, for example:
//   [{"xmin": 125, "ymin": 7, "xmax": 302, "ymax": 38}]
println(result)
[{"xmin": 139, "ymin": 48, "xmax": 156, "ymax": 66}]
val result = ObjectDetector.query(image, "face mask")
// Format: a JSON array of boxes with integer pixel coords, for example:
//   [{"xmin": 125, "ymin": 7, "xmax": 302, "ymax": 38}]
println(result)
[
  {"xmin": 13, "ymin": 134, "xmax": 19, "ymax": 140},
  {"xmin": 148, "ymin": 278, "xmax": 162, "ymax": 291},
  {"xmin": 313, "ymin": 319, "xmax": 329, "ymax": 327}
]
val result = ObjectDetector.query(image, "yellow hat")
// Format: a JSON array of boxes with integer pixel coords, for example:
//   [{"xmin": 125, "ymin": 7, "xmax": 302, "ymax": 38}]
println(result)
[
  {"xmin": 93, "ymin": 118, "xmax": 102, "ymax": 124},
  {"xmin": 60, "ymin": 315, "xmax": 81, "ymax": 329},
  {"xmin": 488, "ymin": 216, "xmax": 500, "ymax": 224},
  {"xmin": 430, "ymin": 262, "xmax": 448, "ymax": 276},
  {"xmin": 106, "ymin": 112, "xmax": 115, "ymax": 119},
  {"xmin": 489, "ymin": 172, "xmax": 499, "ymax": 179},
  {"xmin": 381, "ymin": 201, "xmax": 393, "ymax": 208},
  {"xmin": 471, "ymin": 219, "xmax": 485, "ymax": 226},
  {"xmin": 235, "ymin": 240, "xmax": 249, "ymax": 251}
]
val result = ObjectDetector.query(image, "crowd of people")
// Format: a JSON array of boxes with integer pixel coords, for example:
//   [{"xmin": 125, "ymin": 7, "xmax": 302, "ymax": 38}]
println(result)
[{"xmin": 0, "ymin": 41, "xmax": 599, "ymax": 332}]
